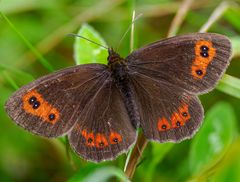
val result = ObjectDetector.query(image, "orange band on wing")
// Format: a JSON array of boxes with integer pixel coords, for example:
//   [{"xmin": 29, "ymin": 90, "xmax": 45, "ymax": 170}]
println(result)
[
  {"xmin": 191, "ymin": 40, "xmax": 216, "ymax": 79},
  {"xmin": 22, "ymin": 90, "xmax": 59, "ymax": 124},
  {"xmin": 80, "ymin": 129, "xmax": 123, "ymax": 148},
  {"xmin": 157, "ymin": 103, "xmax": 191, "ymax": 131}
]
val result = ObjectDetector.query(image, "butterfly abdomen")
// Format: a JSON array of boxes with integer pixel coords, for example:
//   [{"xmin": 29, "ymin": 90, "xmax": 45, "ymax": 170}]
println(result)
[
  {"xmin": 111, "ymin": 61, "xmax": 140, "ymax": 129},
  {"xmin": 119, "ymin": 84, "xmax": 140, "ymax": 129}
]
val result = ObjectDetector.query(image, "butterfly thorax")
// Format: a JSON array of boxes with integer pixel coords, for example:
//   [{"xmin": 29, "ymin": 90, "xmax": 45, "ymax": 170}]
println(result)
[
  {"xmin": 107, "ymin": 49, "xmax": 128, "ymax": 83},
  {"xmin": 107, "ymin": 49, "xmax": 123, "ymax": 65},
  {"xmin": 107, "ymin": 48, "xmax": 140, "ymax": 128}
]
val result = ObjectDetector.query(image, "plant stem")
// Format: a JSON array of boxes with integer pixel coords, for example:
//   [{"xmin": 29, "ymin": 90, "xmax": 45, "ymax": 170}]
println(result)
[
  {"xmin": 0, "ymin": 12, "xmax": 54, "ymax": 72},
  {"xmin": 130, "ymin": 10, "xmax": 136, "ymax": 52},
  {"xmin": 167, "ymin": 0, "xmax": 194, "ymax": 37},
  {"xmin": 199, "ymin": 1, "xmax": 229, "ymax": 33},
  {"xmin": 124, "ymin": 132, "xmax": 148, "ymax": 180},
  {"xmin": 2, "ymin": 72, "xmax": 19, "ymax": 90}
]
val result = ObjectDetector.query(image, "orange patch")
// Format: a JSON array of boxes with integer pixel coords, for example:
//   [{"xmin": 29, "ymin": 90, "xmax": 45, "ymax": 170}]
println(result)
[
  {"xmin": 86, "ymin": 133, "xmax": 95, "ymax": 147},
  {"xmin": 109, "ymin": 132, "xmax": 122, "ymax": 144},
  {"xmin": 81, "ymin": 129, "xmax": 87, "ymax": 138},
  {"xmin": 157, "ymin": 117, "xmax": 171, "ymax": 131},
  {"xmin": 178, "ymin": 103, "xmax": 191, "ymax": 122},
  {"xmin": 81, "ymin": 130, "xmax": 95, "ymax": 147},
  {"xmin": 22, "ymin": 90, "xmax": 59, "ymax": 124},
  {"xmin": 191, "ymin": 40, "xmax": 216, "ymax": 79},
  {"xmin": 95, "ymin": 133, "xmax": 108, "ymax": 148},
  {"xmin": 171, "ymin": 112, "xmax": 184, "ymax": 128}
]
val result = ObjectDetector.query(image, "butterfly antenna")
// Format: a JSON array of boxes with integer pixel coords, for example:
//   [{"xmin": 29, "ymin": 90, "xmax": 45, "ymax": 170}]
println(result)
[
  {"xmin": 116, "ymin": 13, "xmax": 143, "ymax": 51},
  {"xmin": 67, "ymin": 33, "xmax": 108, "ymax": 50}
]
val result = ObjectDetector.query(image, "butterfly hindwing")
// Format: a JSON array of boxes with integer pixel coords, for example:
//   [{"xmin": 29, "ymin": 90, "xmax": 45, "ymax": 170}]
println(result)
[
  {"xmin": 127, "ymin": 33, "xmax": 232, "ymax": 94},
  {"xmin": 69, "ymin": 78, "xmax": 137, "ymax": 162},
  {"xmin": 5, "ymin": 64, "xmax": 109, "ymax": 137},
  {"xmin": 129, "ymin": 72, "xmax": 204, "ymax": 142}
]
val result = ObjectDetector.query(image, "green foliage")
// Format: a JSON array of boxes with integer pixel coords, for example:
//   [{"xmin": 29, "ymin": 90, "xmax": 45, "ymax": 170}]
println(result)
[
  {"xmin": 0, "ymin": 0, "xmax": 240, "ymax": 182},
  {"xmin": 189, "ymin": 102, "xmax": 236, "ymax": 178},
  {"xmin": 143, "ymin": 143, "xmax": 174, "ymax": 182},
  {"xmin": 69, "ymin": 166, "xmax": 130, "ymax": 182}
]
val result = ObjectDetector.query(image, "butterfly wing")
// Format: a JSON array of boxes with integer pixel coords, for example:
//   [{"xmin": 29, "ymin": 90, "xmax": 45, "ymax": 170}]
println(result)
[
  {"xmin": 127, "ymin": 33, "xmax": 232, "ymax": 94},
  {"xmin": 129, "ymin": 72, "xmax": 203, "ymax": 142},
  {"xmin": 5, "ymin": 64, "xmax": 109, "ymax": 137},
  {"xmin": 68, "ymin": 78, "xmax": 137, "ymax": 162}
]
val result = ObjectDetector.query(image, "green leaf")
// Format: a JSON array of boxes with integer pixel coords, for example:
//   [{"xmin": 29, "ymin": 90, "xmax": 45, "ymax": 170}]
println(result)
[
  {"xmin": 189, "ymin": 102, "xmax": 236, "ymax": 176},
  {"xmin": 211, "ymin": 157, "xmax": 240, "ymax": 182},
  {"xmin": 209, "ymin": 139, "xmax": 240, "ymax": 182},
  {"xmin": 68, "ymin": 166, "xmax": 130, "ymax": 182},
  {"xmin": 74, "ymin": 24, "xmax": 108, "ymax": 65},
  {"xmin": 217, "ymin": 74, "xmax": 240, "ymax": 99}
]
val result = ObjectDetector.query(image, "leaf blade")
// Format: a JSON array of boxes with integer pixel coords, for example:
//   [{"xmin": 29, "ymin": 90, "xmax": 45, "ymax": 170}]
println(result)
[
  {"xmin": 217, "ymin": 74, "xmax": 240, "ymax": 99},
  {"xmin": 74, "ymin": 24, "xmax": 108, "ymax": 65},
  {"xmin": 189, "ymin": 102, "xmax": 236, "ymax": 176}
]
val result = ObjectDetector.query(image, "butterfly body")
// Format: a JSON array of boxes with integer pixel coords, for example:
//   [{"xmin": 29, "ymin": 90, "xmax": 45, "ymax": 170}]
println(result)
[
  {"xmin": 108, "ymin": 49, "xmax": 140, "ymax": 128},
  {"xmin": 5, "ymin": 33, "xmax": 232, "ymax": 162}
]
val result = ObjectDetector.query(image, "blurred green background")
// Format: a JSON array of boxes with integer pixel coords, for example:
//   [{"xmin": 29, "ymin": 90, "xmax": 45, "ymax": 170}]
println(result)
[{"xmin": 1, "ymin": 0, "xmax": 240, "ymax": 181}]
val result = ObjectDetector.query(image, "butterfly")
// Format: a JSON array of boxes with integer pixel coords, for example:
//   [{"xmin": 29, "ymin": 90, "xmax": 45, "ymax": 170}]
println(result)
[{"xmin": 5, "ymin": 33, "xmax": 232, "ymax": 162}]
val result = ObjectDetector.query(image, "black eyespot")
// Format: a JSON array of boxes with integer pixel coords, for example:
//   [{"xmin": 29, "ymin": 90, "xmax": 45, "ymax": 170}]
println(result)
[
  {"xmin": 48, "ymin": 113, "xmax": 55, "ymax": 121},
  {"xmin": 99, "ymin": 142, "xmax": 104, "ymax": 146},
  {"xmin": 32, "ymin": 101, "xmax": 40, "ymax": 109},
  {"xmin": 161, "ymin": 124, "xmax": 167, "ymax": 129},
  {"xmin": 196, "ymin": 70, "xmax": 203, "ymax": 76},
  {"xmin": 200, "ymin": 52, "xmax": 209, "ymax": 57},
  {"xmin": 200, "ymin": 45, "xmax": 209, "ymax": 52},
  {"xmin": 182, "ymin": 112, "xmax": 188, "ymax": 117},
  {"xmin": 28, "ymin": 96, "xmax": 37, "ymax": 104},
  {"xmin": 176, "ymin": 121, "xmax": 181, "ymax": 127},
  {"xmin": 113, "ymin": 138, "xmax": 118, "ymax": 143},
  {"xmin": 87, "ymin": 138, "xmax": 93, "ymax": 143}
]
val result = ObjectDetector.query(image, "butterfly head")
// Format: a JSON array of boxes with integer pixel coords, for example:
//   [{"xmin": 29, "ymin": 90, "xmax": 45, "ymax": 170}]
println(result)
[{"xmin": 107, "ymin": 48, "xmax": 123, "ymax": 66}]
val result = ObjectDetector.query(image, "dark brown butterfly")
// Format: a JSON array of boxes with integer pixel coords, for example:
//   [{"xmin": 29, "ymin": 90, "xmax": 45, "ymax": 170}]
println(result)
[{"xmin": 5, "ymin": 33, "xmax": 232, "ymax": 162}]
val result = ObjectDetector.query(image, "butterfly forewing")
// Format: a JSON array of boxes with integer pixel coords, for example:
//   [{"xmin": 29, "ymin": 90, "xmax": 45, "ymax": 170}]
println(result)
[
  {"xmin": 127, "ymin": 33, "xmax": 232, "ymax": 94},
  {"xmin": 69, "ymin": 79, "xmax": 137, "ymax": 162},
  {"xmin": 5, "ymin": 64, "xmax": 108, "ymax": 137}
]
